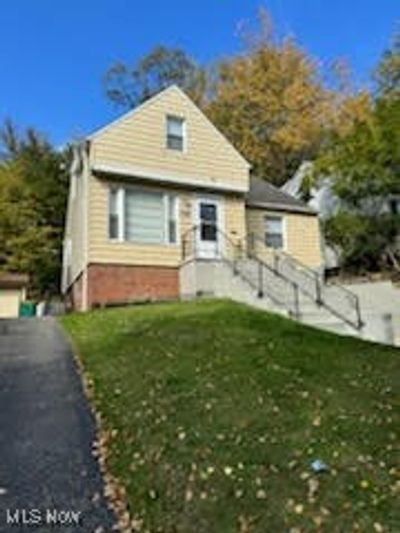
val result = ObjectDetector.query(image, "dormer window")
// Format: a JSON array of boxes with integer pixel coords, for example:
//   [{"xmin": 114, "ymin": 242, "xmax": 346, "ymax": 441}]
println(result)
[{"xmin": 166, "ymin": 115, "xmax": 185, "ymax": 151}]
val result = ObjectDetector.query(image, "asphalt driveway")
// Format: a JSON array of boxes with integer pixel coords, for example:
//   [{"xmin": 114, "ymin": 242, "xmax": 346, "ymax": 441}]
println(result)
[{"xmin": 0, "ymin": 318, "xmax": 117, "ymax": 532}]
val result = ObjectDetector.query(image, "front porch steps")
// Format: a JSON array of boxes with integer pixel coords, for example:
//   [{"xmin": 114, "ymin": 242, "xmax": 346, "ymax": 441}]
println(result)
[{"xmin": 179, "ymin": 258, "xmax": 396, "ymax": 345}]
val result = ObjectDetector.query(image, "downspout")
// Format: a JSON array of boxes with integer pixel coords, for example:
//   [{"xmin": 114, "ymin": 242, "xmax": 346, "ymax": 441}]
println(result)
[{"xmin": 81, "ymin": 140, "xmax": 91, "ymax": 311}]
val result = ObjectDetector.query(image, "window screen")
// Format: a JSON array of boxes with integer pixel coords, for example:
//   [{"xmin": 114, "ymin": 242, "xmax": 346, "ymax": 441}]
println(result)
[
  {"xmin": 125, "ymin": 190, "xmax": 165, "ymax": 243},
  {"xmin": 200, "ymin": 203, "xmax": 217, "ymax": 241},
  {"xmin": 109, "ymin": 187, "xmax": 178, "ymax": 244},
  {"xmin": 265, "ymin": 215, "xmax": 284, "ymax": 249},
  {"xmin": 167, "ymin": 116, "xmax": 184, "ymax": 151}
]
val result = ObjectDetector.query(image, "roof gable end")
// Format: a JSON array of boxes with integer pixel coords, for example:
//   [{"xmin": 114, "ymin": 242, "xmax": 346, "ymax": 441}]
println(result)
[{"xmin": 88, "ymin": 85, "xmax": 250, "ymax": 168}]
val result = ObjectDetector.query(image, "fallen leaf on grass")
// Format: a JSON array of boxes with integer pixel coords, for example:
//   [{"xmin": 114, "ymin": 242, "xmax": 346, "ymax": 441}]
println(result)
[
  {"xmin": 307, "ymin": 478, "xmax": 319, "ymax": 502},
  {"xmin": 312, "ymin": 415, "xmax": 321, "ymax": 427}
]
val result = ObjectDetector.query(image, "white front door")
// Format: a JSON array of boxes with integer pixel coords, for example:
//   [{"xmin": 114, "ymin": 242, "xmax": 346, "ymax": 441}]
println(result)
[{"xmin": 195, "ymin": 197, "xmax": 222, "ymax": 259}]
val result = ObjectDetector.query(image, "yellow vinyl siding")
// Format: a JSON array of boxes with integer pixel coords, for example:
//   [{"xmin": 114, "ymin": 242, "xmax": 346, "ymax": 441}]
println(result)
[
  {"xmin": 286, "ymin": 214, "xmax": 322, "ymax": 268},
  {"xmin": 246, "ymin": 208, "xmax": 322, "ymax": 269},
  {"xmin": 88, "ymin": 177, "xmax": 182, "ymax": 266},
  {"xmin": 90, "ymin": 87, "xmax": 249, "ymax": 191},
  {"xmin": 88, "ymin": 175, "xmax": 247, "ymax": 266},
  {"xmin": 84, "ymin": 86, "xmax": 249, "ymax": 268},
  {"xmin": 224, "ymin": 195, "xmax": 247, "ymax": 251}
]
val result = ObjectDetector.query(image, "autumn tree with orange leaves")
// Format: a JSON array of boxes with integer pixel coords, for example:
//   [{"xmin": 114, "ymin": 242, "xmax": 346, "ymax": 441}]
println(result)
[
  {"xmin": 205, "ymin": 9, "xmax": 370, "ymax": 185},
  {"xmin": 104, "ymin": 8, "xmax": 370, "ymax": 186}
]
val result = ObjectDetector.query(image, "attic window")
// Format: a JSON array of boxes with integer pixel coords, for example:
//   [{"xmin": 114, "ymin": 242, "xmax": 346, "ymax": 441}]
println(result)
[{"xmin": 166, "ymin": 115, "xmax": 185, "ymax": 151}]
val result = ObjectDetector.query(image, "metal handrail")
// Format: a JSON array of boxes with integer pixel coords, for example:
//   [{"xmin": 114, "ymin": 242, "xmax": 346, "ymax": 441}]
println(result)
[
  {"xmin": 181, "ymin": 224, "xmax": 363, "ymax": 330},
  {"xmin": 247, "ymin": 232, "xmax": 363, "ymax": 330},
  {"xmin": 248, "ymin": 232, "xmax": 321, "ymax": 297},
  {"xmin": 181, "ymin": 224, "xmax": 245, "ymax": 262},
  {"xmin": 181, "ymin": 224, "xmax": 301, "ymax": 317},
  {"xmin": 326, "ymin": 278, "xmax": 361, "ymax": 300},
  {"xmin": 249, "ymin": 254, "xmax": 301, "ymax": 318},
  {"xmin": 277, "ymin": 248, "xmax": 320, "ymax": 279}
]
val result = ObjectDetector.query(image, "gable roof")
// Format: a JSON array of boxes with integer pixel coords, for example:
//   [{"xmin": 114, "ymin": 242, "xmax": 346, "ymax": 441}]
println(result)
[
  {"xmin": 281, "ymin": 161, "xmax": 313, "ymax": 198},
  {"xmin": 87, "ymin": 85, "xmax": 251, "ymax": 168},
  {"xmin": 246, "ymin": 177, "xmax": 316, "ymax": 215}
]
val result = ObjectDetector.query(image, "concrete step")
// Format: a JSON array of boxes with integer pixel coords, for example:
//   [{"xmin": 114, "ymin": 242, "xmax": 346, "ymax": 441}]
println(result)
[
  {"xmin": 180, "ymin": 258, "xmax": 366, "ymax": 341},
  {"xmin": 301, "ymin": 319, "xmax": 357, "ymax": 337}
]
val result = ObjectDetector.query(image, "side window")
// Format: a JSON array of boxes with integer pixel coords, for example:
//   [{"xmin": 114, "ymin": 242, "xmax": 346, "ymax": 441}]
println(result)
[
  {"xmin": 265, "ymin": 215, "xmax": 284, "ymax": 249},
  {"xmin": 109, "ymin": 188, "xmax": 120, "ymax": 240},
  {"xmin": 167, "ymin": 195, "xmax": 178, "ymax": 244}
]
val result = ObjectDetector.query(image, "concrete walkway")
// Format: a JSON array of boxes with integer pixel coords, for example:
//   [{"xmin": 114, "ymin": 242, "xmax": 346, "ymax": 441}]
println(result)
[
  {"xmin": 0, "ymin": 318, "xmax": 116, "ymax": 532},
  {"xmin": 343, "ymin": 281, "xmax": 400, "ymax": 346}
]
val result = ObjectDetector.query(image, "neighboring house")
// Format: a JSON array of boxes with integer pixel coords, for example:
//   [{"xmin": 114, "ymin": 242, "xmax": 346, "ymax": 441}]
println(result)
[
  {"xmin": 62, "ymin": 85, "xmax": 322, "ymax": 311},
  {"xmin": 283, "ymin": 161, "xmax": 400, "ymax": 269},
  {"xmin": 0, "ymin": 273, "xmax": 28, "ymax": 318},
  {"xmin": 283, "ymin": 161, "xmax": 400, "ymax": 220},
  {"xmin": 282, "ymin": 162, "xmax": 339, "ymax": 220}
]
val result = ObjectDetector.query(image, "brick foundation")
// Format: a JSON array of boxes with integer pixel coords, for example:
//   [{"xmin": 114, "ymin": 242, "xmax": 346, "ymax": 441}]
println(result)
[
  {"xmin": 66, "ymin": 272, "xmax": 84, "ymax": 311},
  {"xmin": 87, "ymin": 264, "xmax": 179, "ymax": 308}
]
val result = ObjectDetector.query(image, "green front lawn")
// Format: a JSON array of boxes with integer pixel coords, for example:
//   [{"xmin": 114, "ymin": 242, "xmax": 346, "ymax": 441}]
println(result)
[{"xmin": 61, "ymin": 300, "xmax": 399, "ymax": 532}]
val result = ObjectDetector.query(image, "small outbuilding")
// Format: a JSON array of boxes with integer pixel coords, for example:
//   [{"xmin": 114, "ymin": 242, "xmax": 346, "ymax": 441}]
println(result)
[{"xmin": 0, "ymin": 273, "xmax": 29, "ymax": 318}]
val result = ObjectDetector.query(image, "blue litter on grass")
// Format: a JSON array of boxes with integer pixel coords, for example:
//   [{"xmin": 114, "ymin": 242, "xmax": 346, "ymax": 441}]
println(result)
[{"xmin": 311, "ymin": 459, "xmax": 329, "ymax": 473}]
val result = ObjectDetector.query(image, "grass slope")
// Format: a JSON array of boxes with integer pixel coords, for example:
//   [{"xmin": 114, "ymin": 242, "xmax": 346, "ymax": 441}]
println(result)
[{"xmin": 61, "ymin": 300, "xmax": 399, "ymax": 532}]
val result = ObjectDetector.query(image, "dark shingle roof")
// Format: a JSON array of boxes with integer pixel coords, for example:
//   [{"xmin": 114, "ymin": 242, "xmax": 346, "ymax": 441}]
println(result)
[
  {"xmin": 246, "ymin": 177, "xmax": 316, "ymax": 215},
  {"xmin": 0, "ymin": 273, "xmax": 29, "ymax": 289}
]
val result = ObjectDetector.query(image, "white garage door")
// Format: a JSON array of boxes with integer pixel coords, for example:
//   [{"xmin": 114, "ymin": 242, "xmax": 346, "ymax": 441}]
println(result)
[{"xmin": 0, "ymin": 289, "xmax": 21, "ymax": 318}]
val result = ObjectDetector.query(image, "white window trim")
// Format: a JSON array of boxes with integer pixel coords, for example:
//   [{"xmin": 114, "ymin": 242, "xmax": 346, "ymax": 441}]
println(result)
[
  {"xmin": 117, "ymin": 187, "xmax": 125, "ymax": 242},
  {"xmin": 174, "ymin": 195, "xmax": 180, "ymax": 244},
  {"xmin": 109, "ymin": 185, "xmax": 179, "ymax": 246},
  {"xmin": 264, "ymin": 214, "xmax": 287, "ymax": 251},
  {"xmin": 166, "ymin": 115, "xmax": 186, "ymax": 153},
  {"xmin": 164, "ymin": 194, "xmax": 180, "ymax": 246},
  {"xmin": 181, "ymin": 118, "xmax": 187, "ymax": 153},
  {"xmin": 108, "ymin": 187, "xmax": 124, "ymax": 242}
]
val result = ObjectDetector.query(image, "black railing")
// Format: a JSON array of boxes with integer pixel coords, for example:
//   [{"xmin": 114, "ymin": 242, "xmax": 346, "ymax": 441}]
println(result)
[
  {"xmin": 181, "ymin": 224, "xmax": 245, "ymax": 263},
  {"xmin": 181, "ymin": 225, "xmax": 363, "ymax": 330},
  {"xmin": 248, "ymin": 232, "xmax": 363, "ymax": 330},
  {"xmin": 248, "ymin": 233, "xmax": 322, "ymax": 303},
  {"xmin": 181, "ymin": 224, "xmax": 301, "ymax": 318}
]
